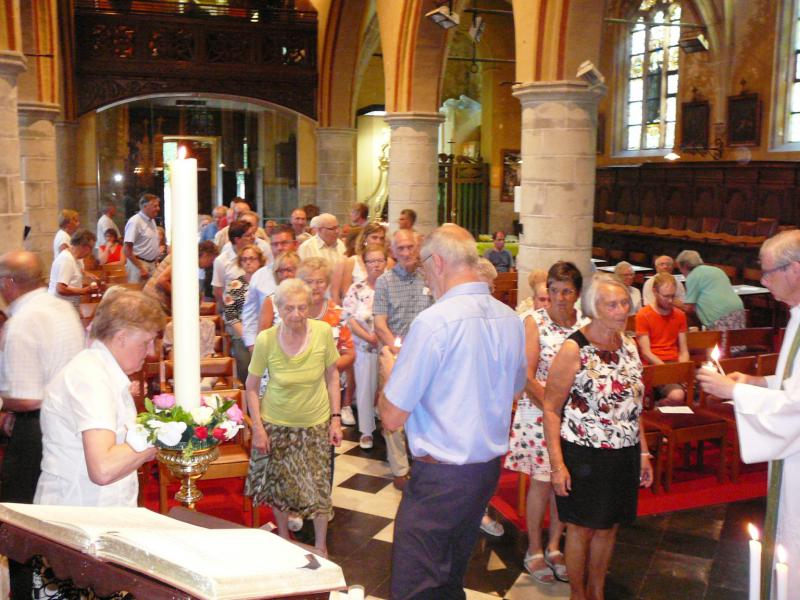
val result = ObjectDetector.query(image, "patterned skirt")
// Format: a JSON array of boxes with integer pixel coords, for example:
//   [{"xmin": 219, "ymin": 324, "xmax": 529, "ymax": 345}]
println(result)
[
  {"xmin": 245, "ymin": 421, "xmax": 332, "ymax": 519},
  {"xmin": 504, "ymin": 398, "xmax": 552, "ymax": 482}
]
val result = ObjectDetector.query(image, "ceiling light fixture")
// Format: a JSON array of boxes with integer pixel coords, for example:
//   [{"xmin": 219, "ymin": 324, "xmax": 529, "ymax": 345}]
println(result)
[{"xmin": 426, "ymin": 2, "xmax": 459, "ymax": 30}]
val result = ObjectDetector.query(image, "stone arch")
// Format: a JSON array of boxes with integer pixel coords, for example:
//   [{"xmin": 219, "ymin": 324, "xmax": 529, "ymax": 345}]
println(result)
[{"xmin": 318, "ymin": 0, "xmax": 373, "ymax": 128}]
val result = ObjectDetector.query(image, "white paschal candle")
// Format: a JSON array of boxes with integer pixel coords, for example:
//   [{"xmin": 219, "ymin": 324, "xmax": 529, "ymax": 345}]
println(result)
[
  {"xmin": 748, "ymin": 523, "xmax": 761, "ymax": 600},
  {"xmin": 775, "ymin": 545, "xmax": 788, "ymax": 600},
  {"xmin": 170, "ymin": 148, "xmax": 201, "ymax": 412}
]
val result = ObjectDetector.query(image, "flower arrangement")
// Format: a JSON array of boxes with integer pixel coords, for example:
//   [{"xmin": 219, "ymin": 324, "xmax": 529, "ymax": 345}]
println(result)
[{"xmin": 131, "ymin": 393, "xmax": 244, "ymax": 458}]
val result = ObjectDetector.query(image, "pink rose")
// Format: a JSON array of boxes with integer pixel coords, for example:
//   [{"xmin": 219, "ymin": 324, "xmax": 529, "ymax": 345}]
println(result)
[
  {"xmin": 152, "ymin": 394, "xmax": 175, "ymax": 410},
  {"xmin": 194, "ymin": 426, "xmax": 208, "ymax": 440},
  {"xmin": 226, "ymin": 403, "xmax": 244, "ymax": 423}
]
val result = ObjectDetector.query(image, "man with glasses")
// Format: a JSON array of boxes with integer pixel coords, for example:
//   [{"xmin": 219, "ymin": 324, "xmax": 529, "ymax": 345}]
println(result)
[
  {"xmin": 635, "ymin": 272, "xmax": 689, "ymax": 405},
  {"xmin": 697, "ymin": 229, "xmax": 800, "ymax": 598},
  {"xmin": 642, "ymin": 255, "xmax": 686, "ymax": 306},
  {"xmin": 298, "ymin": 213, "xmax": 346, "ymax": 265},
  {"xmin": 242, "ymin": 225, "xmax": 298, "ymax": 351},
  {"xmin": 0, "ymin": 251, "xmax": 84, "ymax": 599}
]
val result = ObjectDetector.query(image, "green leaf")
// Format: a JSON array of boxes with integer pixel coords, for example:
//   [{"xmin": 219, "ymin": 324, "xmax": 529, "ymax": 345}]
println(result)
[{"xmin": 144, "ymin": 398, "xmax": 154, "ymax": 413}]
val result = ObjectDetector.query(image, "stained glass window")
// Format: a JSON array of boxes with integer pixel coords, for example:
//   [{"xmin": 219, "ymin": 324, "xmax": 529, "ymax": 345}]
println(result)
[
  {"xmin": 624, "ymin": 1, "xmax": 681, "ymax": 150},
  {"xmin": 788, "ymin": 1, "xmax": 800, "ymax": 141}
]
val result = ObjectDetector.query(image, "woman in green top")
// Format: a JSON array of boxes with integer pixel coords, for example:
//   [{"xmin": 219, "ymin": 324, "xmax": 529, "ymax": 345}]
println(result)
[{"xmin": 245, "ymin": 278, "xmax": 343, "ymax": 556}]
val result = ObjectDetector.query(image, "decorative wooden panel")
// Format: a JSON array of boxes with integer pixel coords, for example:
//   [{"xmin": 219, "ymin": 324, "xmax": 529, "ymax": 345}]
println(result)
[{"xmin": 74, "ymin": 5, "xmax": 317, "ymax": 118}]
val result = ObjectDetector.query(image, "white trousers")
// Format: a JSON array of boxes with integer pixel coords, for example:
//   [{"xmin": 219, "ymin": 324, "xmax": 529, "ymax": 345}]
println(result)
[{"xmin": 354, "ymin": 349, "xmax": 377, "ymax": 436}]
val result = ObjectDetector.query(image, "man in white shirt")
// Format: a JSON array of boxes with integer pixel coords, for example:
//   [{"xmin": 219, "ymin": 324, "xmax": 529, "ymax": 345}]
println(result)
[
  {"xmin": 697, "ymin": 229, "xmax": 800, "ymax": 598},
  {"xmin": 214, "ymin": 199, "xmax": 268, "ymax": 247},
  {"xmin": 211, "ymin": 219, "xmax": 255, "ymax": 311},
  {"xmin": 48, "ymin": 230, "xmax": 97, "ymax": 308},
  {"xmin": 298, "ymin": 213, "xmax": 346, "ymax": 265},
  {"xmin": 0, "ymin": 250, "xmax": 84, "ymax": 598},
  {"xmin": 95, "ymin": 202, "xmax": 120, "ymax": 250},
  {"xmin": 642, "ymin": 255, "xmax": 686, "ymax": 306},
  {"xmin": 124, "ymin": 193, "xmax": 161, "ymax": 283},
  {"xmin": 242, "ymin": 225, "xmax": 297, "ymax": 350},
  {"xmin": 53, "ymin": 209, "xmax": 80, "ymax": 258}
]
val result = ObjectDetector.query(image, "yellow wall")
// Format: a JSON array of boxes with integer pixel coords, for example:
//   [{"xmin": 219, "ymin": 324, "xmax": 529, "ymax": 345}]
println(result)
[{"xmin": 356, "ymin": 115, "xmax": 390, "ymax": 203}]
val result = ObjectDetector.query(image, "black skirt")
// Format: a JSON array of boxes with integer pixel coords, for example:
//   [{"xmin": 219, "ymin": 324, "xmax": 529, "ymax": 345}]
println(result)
[{"xmin": 555, "ymin": 440, "xmax": 640, "ymax": 530}]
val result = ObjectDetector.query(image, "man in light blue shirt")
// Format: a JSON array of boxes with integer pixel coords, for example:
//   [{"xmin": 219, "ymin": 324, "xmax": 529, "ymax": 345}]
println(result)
[{"xmin": 380, "ymin": 224, "xmax": 526, "ymax": 600}]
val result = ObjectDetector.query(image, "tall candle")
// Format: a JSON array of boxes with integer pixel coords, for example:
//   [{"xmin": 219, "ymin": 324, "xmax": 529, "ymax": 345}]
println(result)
[
  {"xmin": 170, "ymin": 147, "xmax": 201, "ymax": 412},
  {"xmin": 748, "ymin": 523, "xmax": 761, "ymax": 600},
  {"xmin": 775, "ymin": 544, "xmax": 788, "ymax": 600}
]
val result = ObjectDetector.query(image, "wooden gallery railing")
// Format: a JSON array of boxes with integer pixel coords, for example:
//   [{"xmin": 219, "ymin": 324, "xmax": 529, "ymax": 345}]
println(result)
[{"xmin": 437, "ymin": 154, "xmax": 489, "ymax": 237}]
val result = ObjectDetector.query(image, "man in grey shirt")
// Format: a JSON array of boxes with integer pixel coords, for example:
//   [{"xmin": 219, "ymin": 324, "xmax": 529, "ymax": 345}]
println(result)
[{"xmin": 373, "ymin": 229, "xmax": 433, "ymax": 489}]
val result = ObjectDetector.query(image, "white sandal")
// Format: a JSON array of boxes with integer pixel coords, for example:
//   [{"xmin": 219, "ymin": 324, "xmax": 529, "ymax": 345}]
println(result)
[
  {"xmin": 545, "ymin": 549, "xmax": 569, "ymax": 582},
  {"xmin": 523, "ymin": 552, "xmax": 555, "ymax": 585}
]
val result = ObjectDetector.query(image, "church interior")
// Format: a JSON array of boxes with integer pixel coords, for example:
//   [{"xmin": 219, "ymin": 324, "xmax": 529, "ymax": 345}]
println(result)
[{"xmin": 1, "ymin": 0, "xmax": 796, "ymax": 598}]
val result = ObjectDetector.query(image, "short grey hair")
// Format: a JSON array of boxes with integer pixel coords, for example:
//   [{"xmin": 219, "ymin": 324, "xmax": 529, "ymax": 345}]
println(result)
[
  {"xmin": 420, "ymin": 224, "xmax": 478, "ymax": 269},
  {"xmin": 613, "ymin": 261, "xmax": 634, "ymax": 276},
  {"xmin": 297, "ymin": 256, "xmax": 331, "ymax": 283},
  {"xmin": 475, "ymin": 257, "xmax": 497, "ymax": 283},
  {"xmin": 391, "ymin": 228, "xmax": 416, "ymax": 251},
  {"xmin": 676, "ymin": 250, "xmax": 703, "ymax": 270},
  {"xmin": 274, "ymin": 278, "xmax": 312, "ymax": 310},
  {"xmin": 581, "ymin": 272, "xmax": 631, "ymax": 319},
  {"xmin": 316, "ymin": 213, "xmax": 338, "ymax": 228},
  {"xmin": 760, "ymin": 229, "xmax": 800, "ymax": 266},
  {"xmin": 139, "ymin": 193, "xmax": 159, "ymax": 210}
]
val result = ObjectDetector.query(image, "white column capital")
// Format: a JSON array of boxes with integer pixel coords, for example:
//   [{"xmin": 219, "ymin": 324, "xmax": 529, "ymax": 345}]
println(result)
[
  {"xmin": 513, "ymin": 80, "xmax": 606, "ymax": 105},
  {"xmin": 384, "ymin": 112, "xmax": 445, "ymax": 130},
  {"xmin": 316, "ymin": 127, "xmax": 357, "ymax": 138},
  {"xmin": 0, "ymin": 50, "xmax": 27, "ymax": 78}
]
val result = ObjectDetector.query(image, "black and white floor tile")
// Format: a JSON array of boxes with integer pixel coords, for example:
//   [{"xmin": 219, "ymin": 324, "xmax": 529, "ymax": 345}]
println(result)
[{"xmin": 298, "ymin": 424, "xmax": 759, "ymax": 599}]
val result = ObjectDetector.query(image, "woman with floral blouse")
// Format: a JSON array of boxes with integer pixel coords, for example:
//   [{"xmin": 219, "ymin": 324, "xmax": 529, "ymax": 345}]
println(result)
[
  {"xmin": 543, "ymin": 272, "xmax": 653, "ymax": 600},
  {"xmin": 342, "ymin": 243, "xmax": 388, "ymax": 449},
  {"xmin": 223, "ymin": 244, "xmax": 265, "ymax": 381}
]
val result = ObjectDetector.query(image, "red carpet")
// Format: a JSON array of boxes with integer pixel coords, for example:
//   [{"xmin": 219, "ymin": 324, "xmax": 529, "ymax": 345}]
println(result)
[{"xmin": 490, "ymin": 459, "xmax": 768, "ymax": 532}]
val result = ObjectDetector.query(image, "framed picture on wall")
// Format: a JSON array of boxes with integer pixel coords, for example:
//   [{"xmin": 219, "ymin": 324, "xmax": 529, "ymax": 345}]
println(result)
[
  {"xmin": 680, "ymin": 101, "xmax": 709, "ymax": 150},
  {"xmin": 727, "ymin": 93, "xmax": 761, "ymax": 147},
  {"xmin": 501, "ymin": 149, "xmax": 520, "ymax": 203}
]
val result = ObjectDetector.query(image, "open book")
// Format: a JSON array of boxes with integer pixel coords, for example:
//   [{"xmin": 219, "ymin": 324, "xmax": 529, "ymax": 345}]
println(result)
[{"xmin": 0, "ymin": 503, "xmax": 346, "ymax": 600}]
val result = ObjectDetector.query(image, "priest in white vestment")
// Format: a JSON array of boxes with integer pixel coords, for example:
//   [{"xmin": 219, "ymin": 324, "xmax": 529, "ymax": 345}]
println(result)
[{"xmin": 698, "ymin": 229, "xmax": 800, "ymax": 599}]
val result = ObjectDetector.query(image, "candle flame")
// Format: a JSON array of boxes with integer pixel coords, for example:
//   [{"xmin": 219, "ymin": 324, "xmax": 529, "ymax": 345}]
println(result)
[
  {"xmin": 710, "ymin": 344, "xmax": 721, "ymax": 361},
  {"xmin": 748, "ymin": 523, "xmax": 759, "ymax": 541},
  {"xmin": 394, "ymin": 337, "xmax": 402, "ymax": 348},
  {"xmin": 777, "ymin": 544, "xmax": 787, "ymax": 564},
  {"xmin": 178, "ymin": 146, "xmax": 187, "ymax": 160}
]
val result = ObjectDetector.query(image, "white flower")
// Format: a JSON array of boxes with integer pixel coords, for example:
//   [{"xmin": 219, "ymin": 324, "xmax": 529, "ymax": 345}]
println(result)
[
  {"xmin": 202, "ymin": 394, "xmax": 224, "ymax": 409},
  {"xmin": 191, "ymin": 405, "xmax": 215, "ymax": 426},
  {"xmin": 125, "ymin": 424, "xmax": 153, "ymax": 452},
  {"xmin": 228, "ymin": 279, "xmax": 242, "ymax": 290},
  {"xmin": 219, "ymin": 419, "xmax": 243, "ymax": 440},
  {"xmin": 155, "ymin": 421, "xmax": 187, "ymax": 446}
]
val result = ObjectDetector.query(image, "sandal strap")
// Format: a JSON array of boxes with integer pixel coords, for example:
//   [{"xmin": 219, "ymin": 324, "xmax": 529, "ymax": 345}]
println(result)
[{"xmin": 546, "ymin": 549, "xmax": 564, "ymax": 558}]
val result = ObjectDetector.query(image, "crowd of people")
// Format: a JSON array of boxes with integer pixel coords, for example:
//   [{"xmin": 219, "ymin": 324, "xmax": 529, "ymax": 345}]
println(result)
[{"xmin": 1, "ymin": 192, "xmax": 798, "ymax": 600}]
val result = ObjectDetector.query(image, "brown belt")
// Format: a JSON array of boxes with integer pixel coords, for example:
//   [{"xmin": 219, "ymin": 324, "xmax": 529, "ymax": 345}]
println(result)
[
  {"xmin": 135, "ymin": 255, "xmax": 156, "ymax": 263},
  {"xmin": 414, "ymin": 454, "xmax": 442, "ymax": 464}
]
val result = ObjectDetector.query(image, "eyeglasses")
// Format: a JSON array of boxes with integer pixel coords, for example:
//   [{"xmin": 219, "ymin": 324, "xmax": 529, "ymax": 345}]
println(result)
[
  {"xmin": 276, "ymin": 267, "xmax": 296, "ymax": 274},
  {"xmin": 240, "ymin": 256, "xmax": 260, "ymax": 262},
  {"xmin": 319, "ymin": 225, "xmax": 339, "ymax": 231},
  {"xmin": 761, "ymin": 261, "xmax": 794, "ymax": 279},
  {"xmin": 365, "ymin": 258, "xmax": 386, "ymax": 265},
  {"xmin": 421, "ymin": 254, "xmax": 434, "ymax": 264}
]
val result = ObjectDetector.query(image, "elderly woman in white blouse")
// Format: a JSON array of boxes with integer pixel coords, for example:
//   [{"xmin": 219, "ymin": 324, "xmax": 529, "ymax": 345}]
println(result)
[{"xmin": 34, "ymin": 291, "xmax": 165, "ymax": 507}]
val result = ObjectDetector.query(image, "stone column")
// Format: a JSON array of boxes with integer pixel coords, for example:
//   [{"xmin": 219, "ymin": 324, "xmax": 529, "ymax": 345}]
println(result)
[
  {"xmin": 316, "ymin": 127, "xmax": 356, "ymax": 221},
  {"xmin": 384, "ymin": 112, "xmax": 443, "ymax": 235},
  {"xmin": 19, "ymin": 101, "xmax": 61, "ymax": 267},
  {"xmin": 513, "ymin": 81, "xmax": 604, "ymax": 299},
  {"xmin": 0, "ymin": 51, "xmax": 27, "ymax": 256}
]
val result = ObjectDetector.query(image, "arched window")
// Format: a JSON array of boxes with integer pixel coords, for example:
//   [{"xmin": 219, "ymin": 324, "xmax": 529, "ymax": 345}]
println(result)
[
  {"xmin": 773, "ymin": 0, "xmax": 800, "ymax": 147},
  {"xmin": 623, "ymin": 0, "xmax": 681, "ymax": 151}
]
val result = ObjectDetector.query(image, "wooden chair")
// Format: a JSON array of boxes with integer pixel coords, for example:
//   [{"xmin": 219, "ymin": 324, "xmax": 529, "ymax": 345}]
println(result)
[
  {"xmin": 686, "ymin": 330, "xmax": 723, "ymax": 366},
  {"xmin": 102, "ymin": 263, "xmax": 127, "ymax": 279},
  {"xmin": 723, "ymin": 327, "xmax": 776, "ymax": 357},
  {"xmin": 592, "ymin": 247, "xmax": 607, "ymax": 259},
  {"xmin": 200, "ymin": 301, "xmax": 217, "ymax": 316},
  {"xmin": 625, "ymin": 314, "xmax": 637, "ymax": 336},
  {"xmin": 629, "ymin": 251, "xmax": 648, "ymax": 265},
  {"xmin": 157, "ymin": 389, "xmax": 259, "ymax": 526},
  {"xmin": 707, "ymin": 263, "xmax": 738, "ymax": 281},
  {"xmin": 757, "ymin": 353, "xmax": 779, "ymax": 377},
  {"xmin": 641, "ymin": 362, "xmax": 728, "ymax": 491},
  {"xmin": 164, "ymin": 357, "xmax": 240, "ymax": 390},
  {"xmin": 492, "ymin": 275, "xmax": 517, "ymax": 308}
]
